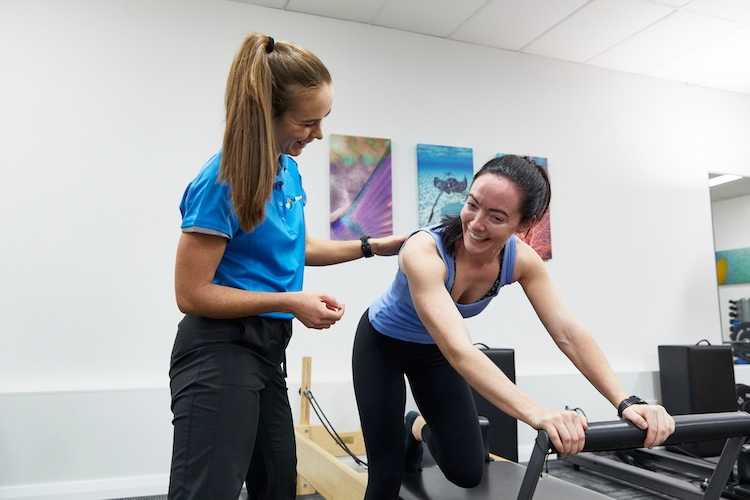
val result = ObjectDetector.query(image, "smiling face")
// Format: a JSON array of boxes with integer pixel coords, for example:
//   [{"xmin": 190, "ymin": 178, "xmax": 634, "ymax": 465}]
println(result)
[
  {"xmin": 459, "ymin": 174, "xmax": 533, "ymax": 257},
  {"xmin": 273, "ymin": 83, "xmax": 333, "ymax": 157}
]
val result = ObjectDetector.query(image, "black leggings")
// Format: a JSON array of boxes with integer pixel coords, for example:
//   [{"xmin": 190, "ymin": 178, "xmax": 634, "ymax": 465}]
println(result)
[{"xmin": 352, "ymin": 311, "xmax": 485, "ymax": 499}]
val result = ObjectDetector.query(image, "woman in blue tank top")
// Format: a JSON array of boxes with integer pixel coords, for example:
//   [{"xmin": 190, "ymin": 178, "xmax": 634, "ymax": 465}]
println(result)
[{"xmin": 352, "ymin": 155, "xmax": 675, "ymax": 499}]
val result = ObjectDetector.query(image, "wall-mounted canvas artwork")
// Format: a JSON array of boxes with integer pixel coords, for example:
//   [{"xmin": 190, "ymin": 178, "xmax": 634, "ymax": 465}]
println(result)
[
  {"xmin": 716, "ymin": 247, "xmax": 750, "ymax": 285},
  {"xmin": 497, "ymin": 153, "xmax": 552, "ymax": 261},
  {"xmin": 329, "ymin": 134, "xmax": 393, "ymax": 240},
  {"xmin": 417, "ymin": 144, "xmax": 473, "ymax": 227}
]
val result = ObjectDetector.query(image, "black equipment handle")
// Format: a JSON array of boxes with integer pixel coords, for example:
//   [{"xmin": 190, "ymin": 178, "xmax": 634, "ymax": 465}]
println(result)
[
  {"xmin": 518, "ymin": 411, "xmax": 750, "ymax": 500},
  {"xmin": 582, "ymin": 411, "xmax": 750, "ymax": 452}
]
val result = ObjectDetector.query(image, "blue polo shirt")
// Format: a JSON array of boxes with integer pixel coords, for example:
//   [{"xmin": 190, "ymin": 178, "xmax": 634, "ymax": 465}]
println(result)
[{"xmin": 180, "ymin": 151, "xmax": 306, "ymax": 319}]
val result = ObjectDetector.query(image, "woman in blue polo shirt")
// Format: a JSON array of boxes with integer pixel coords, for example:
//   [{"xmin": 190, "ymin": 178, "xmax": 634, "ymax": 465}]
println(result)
[{"xmin": 168, "ymin": 33, "xmax": 403, "ymax": 500}]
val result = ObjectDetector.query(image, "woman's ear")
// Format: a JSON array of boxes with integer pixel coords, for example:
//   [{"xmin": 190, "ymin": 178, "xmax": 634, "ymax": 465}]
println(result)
[{"xmin": 517, "ymin": 216, "xmax": 538, "ymax": 235}]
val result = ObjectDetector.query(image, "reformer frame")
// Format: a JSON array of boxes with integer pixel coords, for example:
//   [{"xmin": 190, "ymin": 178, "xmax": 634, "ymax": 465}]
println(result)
[
  {"xmin": 519, "ymin": 412, "xmax": 750, "ymax": 500},
  {"xmin": 294, "ymin": 356, "xmax": 368, "ymax": 499},
  {"xmin": 294, "ymin": 356, "xmax": 750, "ymax": 499}
]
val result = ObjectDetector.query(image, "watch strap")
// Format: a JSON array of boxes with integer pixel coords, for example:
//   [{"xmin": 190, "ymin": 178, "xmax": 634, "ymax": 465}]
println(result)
[
  {"xmin": 360, "ymin": 235, "xmax": 374, "ymax": 258},
  {"xmin": 617, "ymin": 395, "xmax": 648, "ymax": 418}
]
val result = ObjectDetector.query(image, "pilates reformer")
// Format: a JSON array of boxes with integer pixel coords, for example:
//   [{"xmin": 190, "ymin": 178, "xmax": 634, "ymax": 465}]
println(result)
[
  {"xmin": 554, "ymin": 412, "xmax": 750, "ymax": 500},
  {"xmin": 400, "ymin": 412, "xmax": 750, "ymax": 500},
  {"xmin": 294, "ymin": 356, "xmax": 750, "ymax": 499}
]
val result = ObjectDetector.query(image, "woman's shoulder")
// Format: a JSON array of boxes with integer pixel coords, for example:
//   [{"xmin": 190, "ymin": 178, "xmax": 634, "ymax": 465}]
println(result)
[
  {"xmin": 512, "ymin": 236, "xmax": 546, "ymax": 281},
  {"xmin": 403, "ymin": 228, "xmax": 440, "ymax": 252},
  {"xmin": 400, "ymin": 229, "xmax": 443, "ymax": 267}
]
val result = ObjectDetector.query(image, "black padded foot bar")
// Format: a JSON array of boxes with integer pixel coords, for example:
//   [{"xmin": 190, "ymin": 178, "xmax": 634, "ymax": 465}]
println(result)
[{"xmin": 518, "ymin": 411, "xmax": 750, "ymax": 500}]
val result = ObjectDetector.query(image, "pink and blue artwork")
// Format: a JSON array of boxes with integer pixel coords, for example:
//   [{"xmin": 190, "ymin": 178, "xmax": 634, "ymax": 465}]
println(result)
[
  {"xmin": 497, "ymin": 153, "xmax": 552, "ymax": 261},
  {"xmin": 329, "ymin": 134, "xmax": 393, "ymax": 240},
  {"xmin": 417, "ymin": 144, "xmax": 473, "ymax": 227}
]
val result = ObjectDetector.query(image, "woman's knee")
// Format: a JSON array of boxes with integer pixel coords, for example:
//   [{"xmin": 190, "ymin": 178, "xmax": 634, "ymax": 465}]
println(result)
[{"xmin": 442, "ymin": 459, "xmax": 484, "ymax": 488}]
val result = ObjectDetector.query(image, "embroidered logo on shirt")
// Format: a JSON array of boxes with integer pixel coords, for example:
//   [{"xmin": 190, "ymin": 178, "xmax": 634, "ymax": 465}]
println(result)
[{"xmin": 286, "ymin": 195, "xmax": 303, "ymax": 210}]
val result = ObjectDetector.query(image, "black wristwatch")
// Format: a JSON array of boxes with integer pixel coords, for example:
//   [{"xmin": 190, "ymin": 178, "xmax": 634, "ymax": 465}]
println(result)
[
  {"xmin": 360, "ymin": 235, "xmax": 374, "ymax": 258},
  {"xmin": 617, "ymin": 395, "xmax": 648, "ymax": 418}
]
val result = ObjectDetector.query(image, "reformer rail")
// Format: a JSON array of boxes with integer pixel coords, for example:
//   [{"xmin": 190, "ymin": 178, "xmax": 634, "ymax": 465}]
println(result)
[{"xmin": 518, "ymin": 411, "xmax": 750, "ymax": 500}]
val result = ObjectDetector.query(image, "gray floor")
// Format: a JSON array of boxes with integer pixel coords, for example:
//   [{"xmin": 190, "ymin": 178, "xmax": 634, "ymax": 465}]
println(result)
[
  {"xmin": 112, "ymin": 452, "xmax": 724, "ymax": 499},
  {"xmin": 109, "ymin": 493, "xmax": 324, "ymax": 500}
]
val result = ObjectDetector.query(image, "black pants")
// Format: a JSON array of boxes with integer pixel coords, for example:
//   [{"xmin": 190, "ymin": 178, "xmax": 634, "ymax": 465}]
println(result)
[
  {"xmin": 352, "ymin": 311, "xmax": 485, "ymax": 499},
  {"xmin": 168, "ymin": 315, "xmax": 296, "ymax": 500}
]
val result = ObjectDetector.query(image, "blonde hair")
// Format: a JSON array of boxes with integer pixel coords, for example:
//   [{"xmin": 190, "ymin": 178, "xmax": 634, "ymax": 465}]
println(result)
[{"xmin": 220, "ymin": 33, "xmax": 331, "ymax": 232}]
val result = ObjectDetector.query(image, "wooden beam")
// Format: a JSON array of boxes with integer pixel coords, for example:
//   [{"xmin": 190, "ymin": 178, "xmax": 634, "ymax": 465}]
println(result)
[
  {"xmin": 295, "ymin": 428, "xmax": 368, "ymax": 500},
  {"xmin": 295, "ymin": 356, "xmax": 315, "ymax": 494},
  {"xmin": 299, "ymin": 356, "xmax": 312, "ymax": 426},
  {"xmin": 296, "ymin": 424, "xmax": 366, "ymax": 457}
]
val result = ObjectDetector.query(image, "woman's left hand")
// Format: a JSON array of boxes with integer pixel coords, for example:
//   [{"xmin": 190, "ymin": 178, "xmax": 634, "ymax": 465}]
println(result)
[
  {"xmin": 369, "ymin": 233, "xmax": 408, "ymax": 256},
  {"xmin": 621, "ymin": 404, "xmax": 675, "ymax": 448}
]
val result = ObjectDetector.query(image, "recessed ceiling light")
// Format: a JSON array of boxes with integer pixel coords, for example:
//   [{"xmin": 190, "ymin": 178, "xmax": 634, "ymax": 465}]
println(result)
[{"xmin": 709, "ymin": 174, "xmax": 742, "ymax": 187}]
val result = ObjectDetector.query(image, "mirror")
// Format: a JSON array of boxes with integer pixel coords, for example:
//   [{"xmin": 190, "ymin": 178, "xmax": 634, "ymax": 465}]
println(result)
[{"xmin": 709, "ymin": 173, "xmax": 750, "ymax": 349}]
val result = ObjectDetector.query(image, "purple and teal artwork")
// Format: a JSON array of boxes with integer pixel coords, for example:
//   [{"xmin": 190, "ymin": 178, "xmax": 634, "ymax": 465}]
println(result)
[
  {"xmin": 329, "ymin": 134, "xmax": 393, "ymax": 241},
  {"xmin": 417, "ymin": 144, "xmax": 473, "ymax": 227},
  {"xmin": 716, "ymin": 247, "xmax": 750, "ymax": 285},
  {"xmin": 497, "ymin": 153, "xmax": 552, "ymax": 261}
]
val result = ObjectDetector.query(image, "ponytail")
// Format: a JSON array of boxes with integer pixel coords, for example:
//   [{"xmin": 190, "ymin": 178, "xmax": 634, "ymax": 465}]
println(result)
[{"xmin": 220, "ymin": 33, "xmax": 277, "ymax": 232}]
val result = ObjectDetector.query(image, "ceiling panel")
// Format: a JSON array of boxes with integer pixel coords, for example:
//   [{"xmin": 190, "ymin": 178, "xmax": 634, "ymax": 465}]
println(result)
[
  {"xmin": 587, "ymin": 9, "xmax": 742, "ymax": 74},
  {"xmin": 286, "ymin": 0, "xmax": 388, "ymax": 24},
  {"xmin": 221, "ymin": 0, "xmax": 750, "ymax": 97},
  {"xmin": 450, "ymin": 0, "xmax": 590, "ymax": 51},
  {"xmin": 522, "ymin": 0, "xmax": 672, "ymax": 63},
  {"xmin": 687, "ymin": 0, "xmax": 750, "ymax": 24},
  {"xmin": 373, "ymin": 0, "xmax": 487, "ymax": 37},
  {"xmin": 647, "ymin": 0, "xmax": 691, "ymax": 6},
  {"xmin": 649, "ymin": 25, "xmax": 750, "ymax": 95},
  {"xmin": 228, "ymin": 0, "xmax": 287, "ymax": 8}
]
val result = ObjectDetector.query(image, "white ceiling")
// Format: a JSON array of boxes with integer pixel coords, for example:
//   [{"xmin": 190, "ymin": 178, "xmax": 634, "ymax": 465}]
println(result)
[
  {"xmin": 229, "ymin": 0, "xmax": 750, "ymax": 97},
  {"xmin": 710, "ymin": 175, "xmax": 750, "ymax": 201}
]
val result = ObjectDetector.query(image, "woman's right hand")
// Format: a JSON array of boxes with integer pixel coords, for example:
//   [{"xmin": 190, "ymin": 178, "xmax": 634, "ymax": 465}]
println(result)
[
  {"xmin": 290, "ymin": 291, "xmax": 345, "ymax": 329},
  {"xmin": 529, "ymin": 409, "xmax": 589, "ymax": 456}
]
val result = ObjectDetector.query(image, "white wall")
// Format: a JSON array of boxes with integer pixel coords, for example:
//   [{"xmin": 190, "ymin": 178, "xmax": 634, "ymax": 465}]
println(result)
[
  {"xmin": 712, "ymin": 194, "xmax": 750, "ymax": 341},
  {"xmin": 2, "ymin": 0, "xmax": 750, "ymax": 497}
]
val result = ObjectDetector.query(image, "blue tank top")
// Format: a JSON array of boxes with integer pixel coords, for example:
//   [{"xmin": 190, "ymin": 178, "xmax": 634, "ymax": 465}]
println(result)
[{"xmin": 369, "ymin": 226, "xmax": 517, "ymax": 344}]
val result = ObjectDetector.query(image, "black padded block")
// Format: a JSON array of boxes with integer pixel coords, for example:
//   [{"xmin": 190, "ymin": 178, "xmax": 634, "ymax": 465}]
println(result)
[
  {"xmin": 470, "ymin": 348, "xmax": 518, "ymax": 462},
  {"xmin": 658, "ymin": 344, "xmax": 737, "ymax": 457}
]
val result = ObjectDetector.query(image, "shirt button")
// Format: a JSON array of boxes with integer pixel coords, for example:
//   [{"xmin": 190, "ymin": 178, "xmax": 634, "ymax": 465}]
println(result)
[{"xmin": 278, "ymin": 202, "xmax": 283, "ymax": 206}]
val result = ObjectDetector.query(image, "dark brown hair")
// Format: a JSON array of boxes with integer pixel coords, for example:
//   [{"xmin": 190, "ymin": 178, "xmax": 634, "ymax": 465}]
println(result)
[{"xmin": 438, "ymin": 155, "xmax": 551, "ymax": 255}]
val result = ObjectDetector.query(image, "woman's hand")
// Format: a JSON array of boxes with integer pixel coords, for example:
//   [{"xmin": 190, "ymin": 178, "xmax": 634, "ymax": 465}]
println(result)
[
  {"xmin": 529, "ymin": 409, "xmax": 589, "ymax": 456},
  {"xmin": 621, "ymin": 404, "xmax": 675, "ymax": 449},
  {"xmin": 369, "ymin": 233, "xmax": 408, "ymax": 256},
  {"xmin": 289, "ymin": 291, "xmax": 345, "ymax": 329}
]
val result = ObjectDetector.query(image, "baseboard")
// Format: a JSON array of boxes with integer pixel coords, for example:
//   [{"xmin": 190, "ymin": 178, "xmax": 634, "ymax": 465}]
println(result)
[{"xmin": 0, "ymin": 474, "xmax": 168, "ymax": 500}]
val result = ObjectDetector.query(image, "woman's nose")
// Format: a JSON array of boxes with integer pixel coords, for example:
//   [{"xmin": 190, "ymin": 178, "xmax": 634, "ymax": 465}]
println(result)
[
  {"xmin": 469, "ymin": 217, "xmax": 484, "ymax": 231},
  {"xmin": 311, "ymin": 122, "xmax": 323, "ymax": 140}
]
